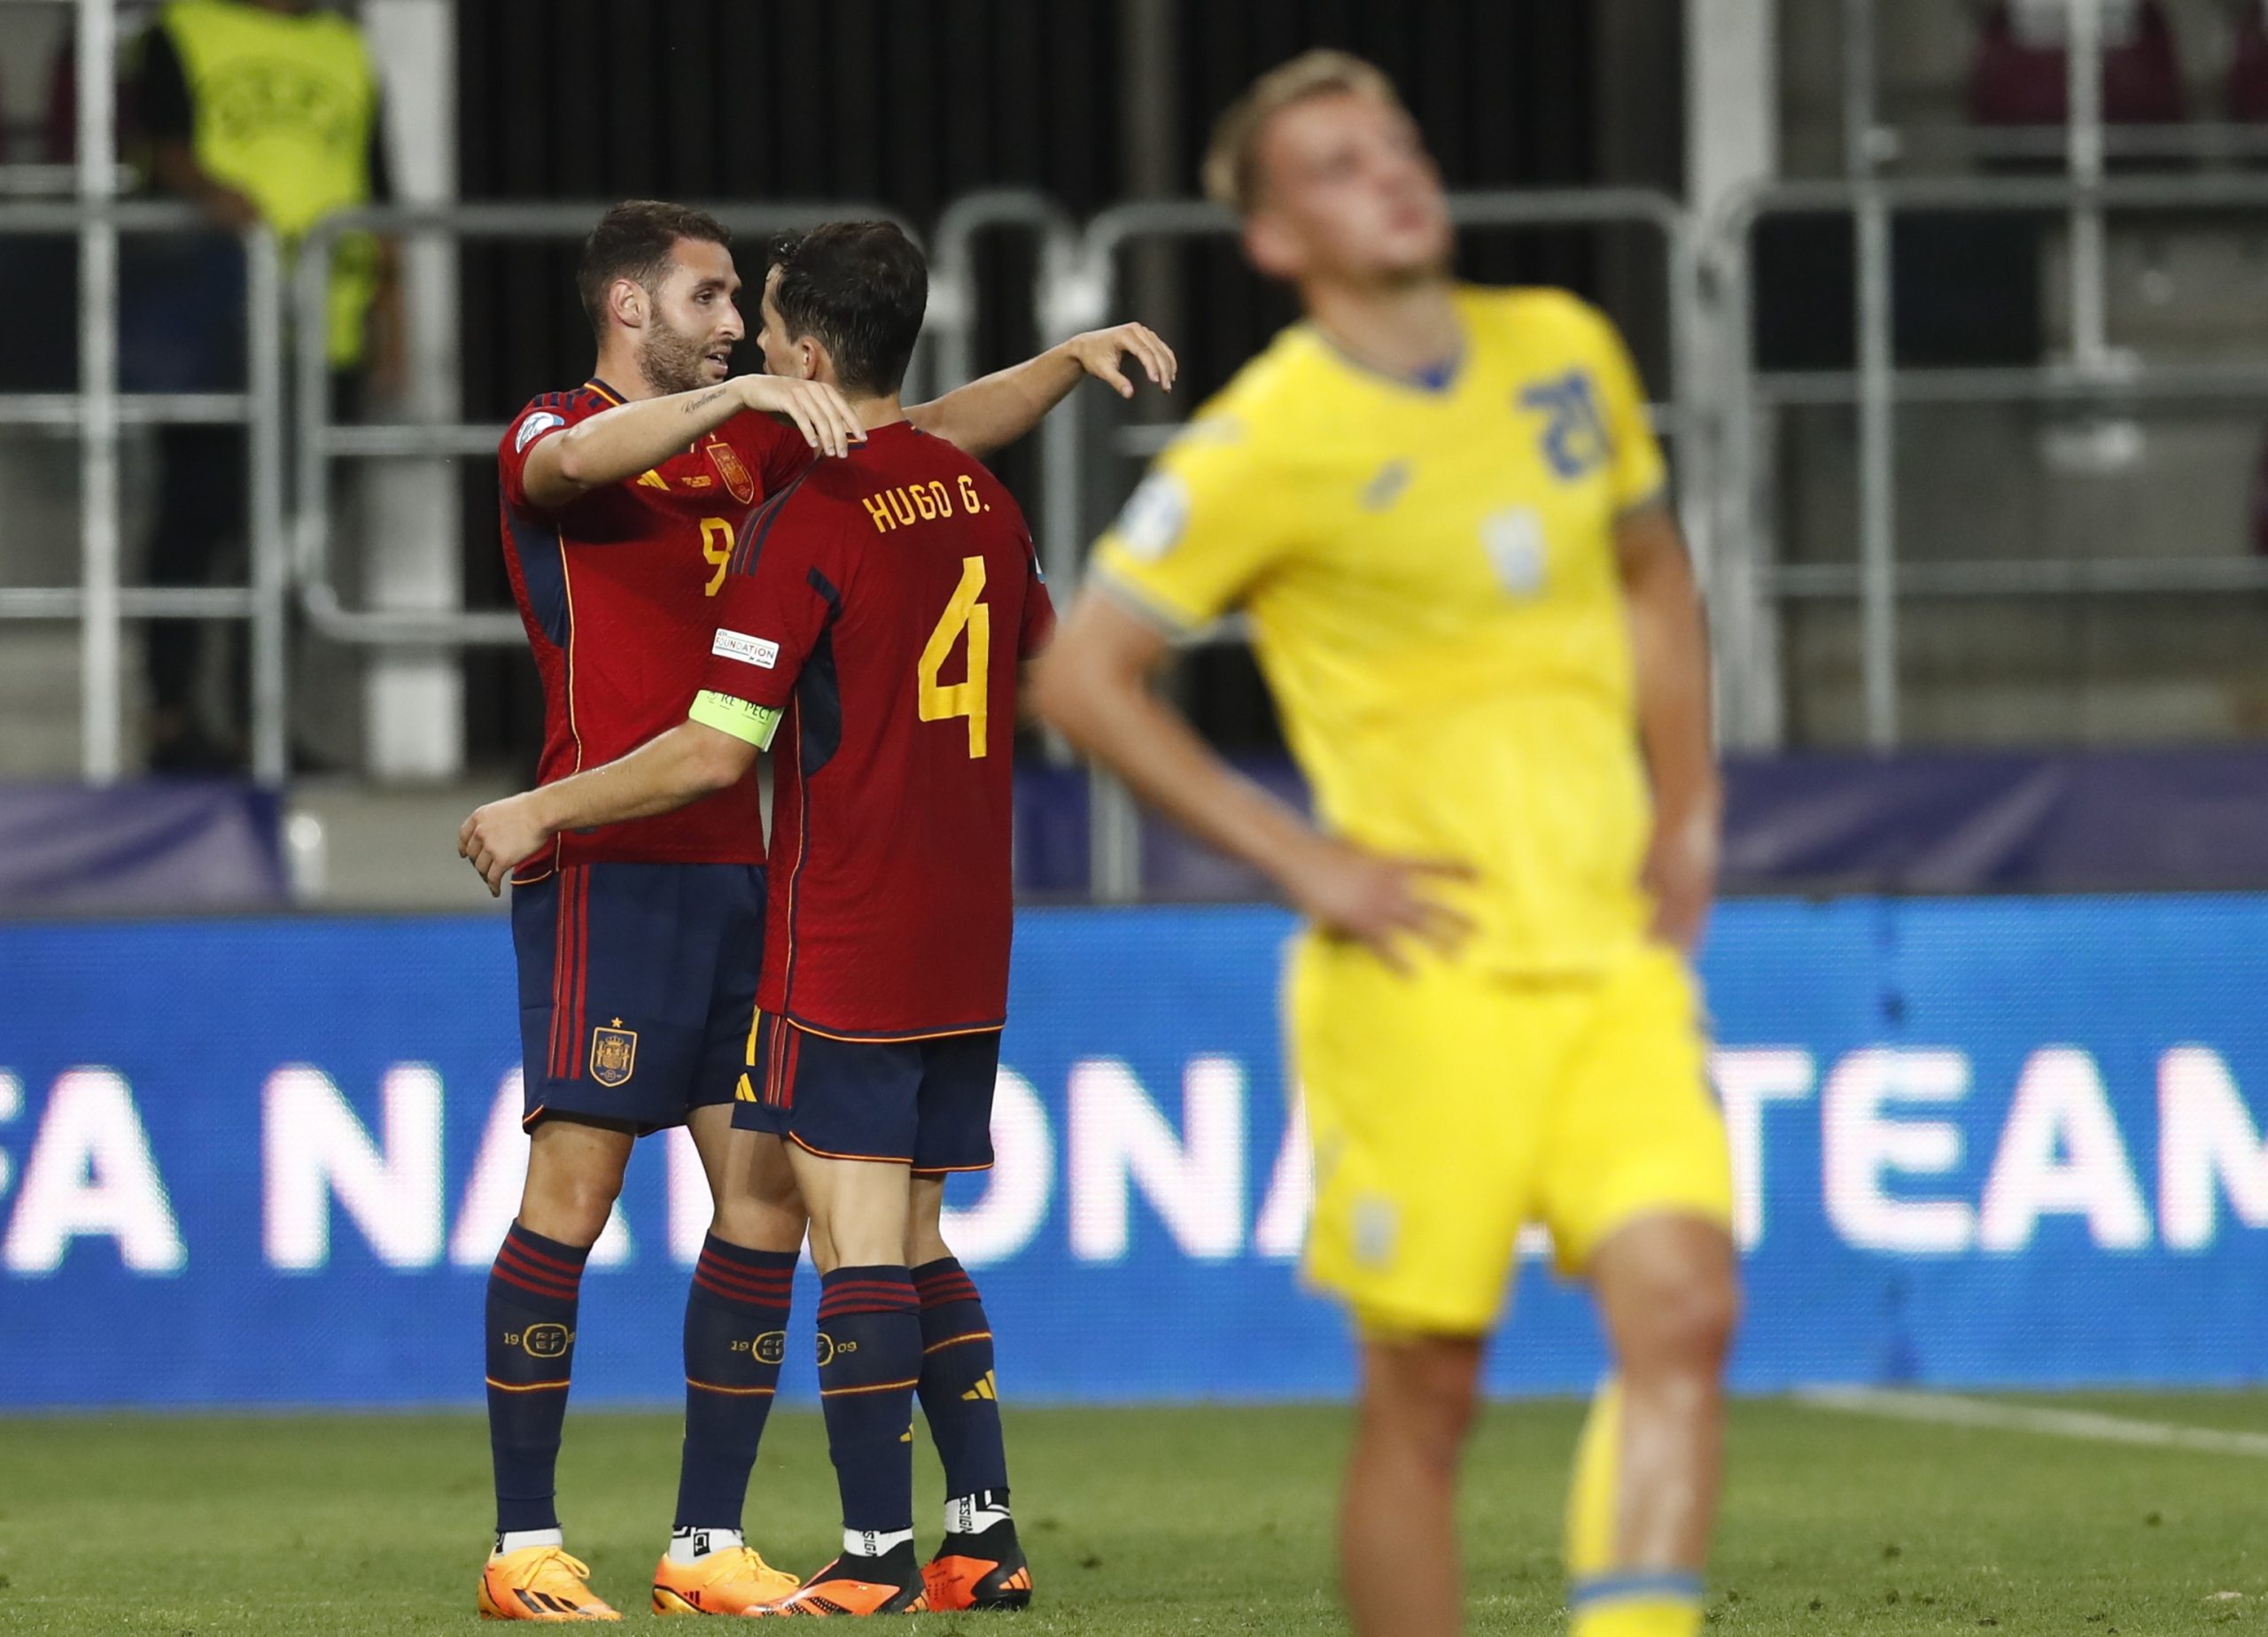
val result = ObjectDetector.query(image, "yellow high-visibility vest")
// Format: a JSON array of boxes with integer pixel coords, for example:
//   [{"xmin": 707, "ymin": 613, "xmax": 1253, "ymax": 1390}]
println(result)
[{"xmin": 159, "ymin": 0, "xmax": 383, "ymax": 369}]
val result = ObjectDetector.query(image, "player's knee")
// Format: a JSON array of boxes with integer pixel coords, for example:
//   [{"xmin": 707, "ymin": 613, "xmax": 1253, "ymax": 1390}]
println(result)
[
  {"xmin": 1369, "ymin": 1385, "xmax": 1476, "ymax": 1473},
  {"xmin": 519, "ymin": 1163, "xmax": 625, "ymax": 1247},
  {"xmin": 1361, "ymin": 1338, "xmax": 1482, "ymax": 1462},
  {"xmin": 1625, "ymin": 1268, "xmax": 1739, "ymax": 1377}
]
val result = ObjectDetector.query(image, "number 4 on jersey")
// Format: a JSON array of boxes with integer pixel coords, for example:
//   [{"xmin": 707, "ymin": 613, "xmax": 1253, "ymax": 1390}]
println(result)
[{"xmin": 919, "ymin": 555, "xmax": 990, "ymax": 758}]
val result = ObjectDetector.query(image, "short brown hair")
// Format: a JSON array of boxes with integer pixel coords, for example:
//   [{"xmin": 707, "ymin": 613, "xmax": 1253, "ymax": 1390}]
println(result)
[
  {"xmin": 766, "ymin": 221, "xmax": 928, "ymax": 397},
  {"xmin": 1200, "ymin": 50, "xmax": 1405, "ymax": 215},
  {"xmin": 577, "ymin": 199, "xmax": 731, "ymax": 337}
]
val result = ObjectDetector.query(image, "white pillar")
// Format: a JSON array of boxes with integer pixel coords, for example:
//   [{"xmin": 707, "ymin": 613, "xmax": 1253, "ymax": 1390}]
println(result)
[
  {"xmin": 1686, "ymin": 0, "xmax": 1783, "ymax": 749},
  {"xmin": 76, "ymin": 0, "xmax": 121, "ymax": 781},
  {"xmin": 1688, "ymin": 0, "xmax": 1780, "ymax": 221},
  {"xmin": 360, "ymin": 0, "xmax": 463, "ymax": 780}
]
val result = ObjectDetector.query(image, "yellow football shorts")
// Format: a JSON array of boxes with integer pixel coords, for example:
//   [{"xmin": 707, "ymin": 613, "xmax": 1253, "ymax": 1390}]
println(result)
[{"xmin": 1290, "ymin": 934, "xmax": 1734, "ymax": 1336}]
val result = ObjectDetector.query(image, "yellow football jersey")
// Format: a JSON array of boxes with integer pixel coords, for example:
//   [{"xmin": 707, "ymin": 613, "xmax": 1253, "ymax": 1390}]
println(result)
[{"xmin": 1091, "ymin": 285, "xmax": 1668, "ymax": 976}]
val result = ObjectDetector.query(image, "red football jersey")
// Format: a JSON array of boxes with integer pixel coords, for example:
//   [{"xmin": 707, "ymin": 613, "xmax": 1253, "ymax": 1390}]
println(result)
[
  {"xmin": 697, "ymin": 421, "xmax": 1054, "ymax": 1037},
  {"xmin": 496, "ymin": 378, "xmax": 812, "ymax": 880}
]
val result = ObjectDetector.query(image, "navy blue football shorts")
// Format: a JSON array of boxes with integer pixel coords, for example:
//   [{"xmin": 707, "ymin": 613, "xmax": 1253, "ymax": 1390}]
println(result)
[
  {"xmin": 732, "ymin": 1013, "xmax": 1000, "ymax": 1175},
  {"xmin": 509, "ymin": 860, "xmax": 765, "ymax": 1134}
]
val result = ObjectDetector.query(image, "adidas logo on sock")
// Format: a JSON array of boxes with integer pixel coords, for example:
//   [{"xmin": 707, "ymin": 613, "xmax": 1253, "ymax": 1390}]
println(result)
[{"xmin": 962, "ymin": 1369, "xmax": 998, "ymax": 1402}]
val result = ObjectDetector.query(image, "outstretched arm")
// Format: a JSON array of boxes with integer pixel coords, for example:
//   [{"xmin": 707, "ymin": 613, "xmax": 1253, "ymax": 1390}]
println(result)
[
  {"xmin": 457, "ymin": 718, "xmax": 759, "ymax": 895},
  {"xmin": 910, "ymin": 324, "xmax": 1179, "ymax": 458},
  {"xmin": 520, "ymin": 376, "xmax": 866, "ymax": 510}
]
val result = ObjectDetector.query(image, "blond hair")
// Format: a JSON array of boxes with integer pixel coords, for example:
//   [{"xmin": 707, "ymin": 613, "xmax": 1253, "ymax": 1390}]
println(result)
[{"xmin": 1200, "ymin": 50, "xmax": 1406, "ymax": 216}]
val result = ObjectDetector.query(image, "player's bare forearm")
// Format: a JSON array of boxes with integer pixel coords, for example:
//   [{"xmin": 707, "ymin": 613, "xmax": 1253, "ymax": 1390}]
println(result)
[
  {"xmin": 1616, "ymin": 502, "xmax": 1722, "ymax": 948},
  {"xmin": 520, "ymin": 385, "xmax": 747, "ymax": 508},
  {"xmin": 457, "ymin": 722, "xmax": 754, "ymax": 895},
  {"xmin": 552, "ymin": 720, "xmax": 754, "ymax": 820},
  {"xmin": 1035, "ymin": 593, "xmax": 1347, "ymax": 889},
  {"xmin": 1036, "ymin": 591, "xmax": 1474, "ymax": 966},
  {"xmin": 910, "ymin": 324, "xmax": 1177, "ymax": 458},
  {"xmin": 1618, "ymin": 503, "xmax": 1720, "ymax": 821},
  {"xmin": 522, "ymin": 376, "xmax": 862, "ymax": 510}
]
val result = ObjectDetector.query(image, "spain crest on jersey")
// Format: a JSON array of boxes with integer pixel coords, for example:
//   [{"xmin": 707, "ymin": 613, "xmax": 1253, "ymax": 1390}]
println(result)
[
  {"xmin": 707, "ymin": 440, "xmax": 757, "ymax": 505},
  {"xmin": 589, "ymin": 1020, "xmax": 638, "ymax": 1087}
]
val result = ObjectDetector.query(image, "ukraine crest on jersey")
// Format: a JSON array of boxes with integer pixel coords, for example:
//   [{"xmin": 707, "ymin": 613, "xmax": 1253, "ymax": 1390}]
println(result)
[{"xmin": 1092, "ymin": 285, "xmax": 1670, "ymax": 978}]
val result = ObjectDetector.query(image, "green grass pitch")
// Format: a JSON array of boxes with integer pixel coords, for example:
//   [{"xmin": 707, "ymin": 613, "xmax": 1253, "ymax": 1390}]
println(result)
[{"xmin": 1, "ymin": 1394, "xmax": 2264, "ymax": 1632}]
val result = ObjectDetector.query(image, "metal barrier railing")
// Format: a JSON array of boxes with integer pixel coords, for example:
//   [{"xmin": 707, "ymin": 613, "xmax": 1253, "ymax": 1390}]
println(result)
[
  {"xmin": 289, "ymin": 201, "xmax": 922, "ymax": 648},
  {"xmin": 0, "ymin": 201, "xmax": 287, "ymax": 784},
  {"xmin": 928, "ymin": 189, "xmax": 1085, "ymax": 608},
  {"xmin": 15, "ymin": 168, "xmax": 2268, "ymax": 876},
  {"xmin": 1052, "ymin": 190, "xmax": 1706, "ymax": 898},
  {"xmin": 928, "ymin": 188, "xmax": 1084, "ymax": 770},
  {"xmin": 1705, "ymin": 172, "xmax": 2268, "ymax": 752}
]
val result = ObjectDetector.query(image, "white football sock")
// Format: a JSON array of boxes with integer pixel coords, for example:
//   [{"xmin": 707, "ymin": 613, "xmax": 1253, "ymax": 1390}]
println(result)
[
  {"xmin": 843, "ymin": 1525, "xmax": 915, "ymax": 1560},
  {"xmin": 944, "ymin": 1492, "xmax": 1013, "ymax": 1536},
  {"xmin": 494, "ymin": 1527, "xmax": 564, "ymax": 1556},
  {"xmin": 669, "ymin": 1526, "xmax": 744, "ymax": 1563}
]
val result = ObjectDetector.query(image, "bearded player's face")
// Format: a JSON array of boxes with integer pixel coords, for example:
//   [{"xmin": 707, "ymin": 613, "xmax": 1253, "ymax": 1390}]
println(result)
[
  {"xmin": 1245, "ymin": 90, "xmax": 1452, "ymax": 289},
  {"xmin": 638, "ymin": 237, "xmax": 745, "ymax": 395}
]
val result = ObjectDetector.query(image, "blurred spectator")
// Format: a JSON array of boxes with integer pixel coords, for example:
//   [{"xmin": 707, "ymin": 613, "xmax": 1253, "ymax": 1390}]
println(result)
[{"xmin": 130, "ymin": 0, "xmax": 400, "ymax": 772}]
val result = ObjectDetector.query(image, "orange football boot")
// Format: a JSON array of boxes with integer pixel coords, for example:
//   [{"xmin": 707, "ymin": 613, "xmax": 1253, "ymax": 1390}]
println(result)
[
  {"xmin": 922, "ymin": 1522, "xmax": 1033, "ymax": 1612},
  {"xmin": 650, "ymin": 1542, "xmax": 800, "ymax": 1615},
  {"xmin": 477, "ymin": 1544, "xmax": 621, "ymax": 1621},
  {"xmin": 753, "ymin": 1545, "xmax": 928, "ymax": 1616}
]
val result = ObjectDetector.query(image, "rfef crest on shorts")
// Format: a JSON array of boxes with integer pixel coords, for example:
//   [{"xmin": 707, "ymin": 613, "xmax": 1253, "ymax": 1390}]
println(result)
[
  {"xmin": 707, "ymin": 440, "xmax": 757, "ymax": 505},
  {"xmin": 589, "ymin": 1020, "xmax": 639, "ymax": 1087}
]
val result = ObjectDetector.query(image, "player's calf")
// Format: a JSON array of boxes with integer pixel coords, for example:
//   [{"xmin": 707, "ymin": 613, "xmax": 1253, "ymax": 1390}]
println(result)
[
  {"xmin": 911, "ymin": 1253, "xmax": 1029, "ymax": 1610},
  {"xmin": 1340, "ymin": 1333, "xmax": 1483, "ymax": 1637},
  {"xmin": 485, "ymin": 1223, "xmax": 593, "ymax": 1550},
  {"xmin": 759, "ymin": 1264, "xmax": 928, "ymax": 1614},
  {"xmin": 1570, "ymin": 1217, "xmax": 1739, "ymax": 1637},
  {"xmin": 657, "ymin": 1232, "xmax": 801, "ymax": 1613}
]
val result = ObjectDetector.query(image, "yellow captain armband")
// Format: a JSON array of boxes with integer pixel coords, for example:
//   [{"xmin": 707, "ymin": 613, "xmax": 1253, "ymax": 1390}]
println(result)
[{"xmin": 689, "ymin": 689, "xmax": 782, "ymax": 749}]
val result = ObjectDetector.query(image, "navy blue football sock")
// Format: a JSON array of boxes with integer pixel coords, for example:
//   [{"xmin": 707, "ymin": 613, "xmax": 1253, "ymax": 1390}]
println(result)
[
  {"xmin": 816, "ymin": 1264, "xmax": 921, "ymax": 1537},
  {"xmin": 913, "ymin": 1256, "xmax": 1011, "ymax": 1502},
  {"xmin": 672, "ymin": 1236, "xmax": 796, "ymax": 1532},
  {"xmin": 485, "ymin": 1222, "xmax": 590, "ymax": 1535}
]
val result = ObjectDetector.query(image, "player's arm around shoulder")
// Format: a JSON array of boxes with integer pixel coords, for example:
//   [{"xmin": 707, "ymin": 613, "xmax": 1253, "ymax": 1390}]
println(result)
[{"xmin": 512, "ymin": 376, "xmax": 865, "ymax": 512}]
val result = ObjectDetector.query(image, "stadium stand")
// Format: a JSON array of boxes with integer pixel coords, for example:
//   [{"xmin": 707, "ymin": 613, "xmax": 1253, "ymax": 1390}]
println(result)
[{"xmin": 10, "ymin": 9, "xmax": 2268, "ymax": 1630}]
